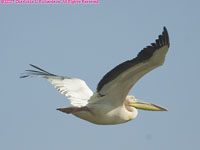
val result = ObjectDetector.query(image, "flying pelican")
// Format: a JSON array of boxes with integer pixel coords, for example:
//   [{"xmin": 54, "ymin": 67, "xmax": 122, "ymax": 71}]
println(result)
[{"xmin": 21, "ymin": 27, "xmax": 170, "ymax": 125}]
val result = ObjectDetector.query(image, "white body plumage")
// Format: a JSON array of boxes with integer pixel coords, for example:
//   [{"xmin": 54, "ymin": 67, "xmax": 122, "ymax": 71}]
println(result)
[{"xmin": 21, "ymin": 27, "xmax": 169, "ymax": 125}]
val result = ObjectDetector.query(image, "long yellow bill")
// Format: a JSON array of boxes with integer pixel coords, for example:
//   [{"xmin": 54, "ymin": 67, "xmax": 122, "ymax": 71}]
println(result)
[{"xmin": 129, "ymin": 100, "xmax": 168, "ymax": 111}]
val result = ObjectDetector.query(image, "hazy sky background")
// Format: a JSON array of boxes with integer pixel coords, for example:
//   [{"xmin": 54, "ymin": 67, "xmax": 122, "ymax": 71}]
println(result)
[{"xmin": 1, "ymin": 0, "xmax": 200, "ymax": 150}]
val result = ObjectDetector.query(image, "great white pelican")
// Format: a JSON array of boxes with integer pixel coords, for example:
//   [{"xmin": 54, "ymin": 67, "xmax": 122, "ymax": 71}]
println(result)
[{"xmin": 21, "ymin": 27, "xmax": 170, "ymax": 125}]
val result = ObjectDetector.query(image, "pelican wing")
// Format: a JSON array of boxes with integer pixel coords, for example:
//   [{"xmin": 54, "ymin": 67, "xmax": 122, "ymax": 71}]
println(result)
[
  {"xmin": 21, "ymin": 64, "xmax": 93, "ymax": 107},
  {"xmin": 96, "ymin": 27, "xmax": 170, "ymax": 104}
]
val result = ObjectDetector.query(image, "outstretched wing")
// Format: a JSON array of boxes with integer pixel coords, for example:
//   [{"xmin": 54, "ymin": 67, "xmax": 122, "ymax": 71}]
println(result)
[
  {"xmin": 21, "ymin": 64, "xmax": 93, "ymax": 107},
  {"xmin": 96, "ymin": 27, "xmax": 170, "ymax": 104}
]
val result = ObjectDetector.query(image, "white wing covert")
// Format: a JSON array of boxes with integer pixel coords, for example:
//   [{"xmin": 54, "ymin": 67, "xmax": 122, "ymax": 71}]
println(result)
[{"xmin": 21, "ymin": 64, "xmax": 93, "ymax": 107}]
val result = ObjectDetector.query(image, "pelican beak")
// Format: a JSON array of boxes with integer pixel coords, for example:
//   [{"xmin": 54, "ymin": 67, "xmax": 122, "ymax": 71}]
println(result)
[{"xmin": 128, "ymin": 100, "xmax": 168, "ymax": 111}]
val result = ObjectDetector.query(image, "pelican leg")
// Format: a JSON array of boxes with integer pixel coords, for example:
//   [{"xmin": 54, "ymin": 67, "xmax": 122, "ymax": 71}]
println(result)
[{"xmin": 57, "ymin": 106, "xmax": 90, "ymax": 114}]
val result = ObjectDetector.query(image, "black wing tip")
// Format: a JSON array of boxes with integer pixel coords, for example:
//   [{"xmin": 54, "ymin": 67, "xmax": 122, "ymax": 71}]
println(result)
[
  {"xmin": 20, "ymin": 64, "xmax": 56, "ymax": 79},
  {"xmin": 136, "ymin": 26, "xmax": 170, "ymax": 60},
  {"xmin": 29, "ymin": 64, "xmax": 47, "ymax": 72},
  {"xmin": 29, "ymin": 64, "xmax": 39, "ymax": 69},
  {"xmin": 163, "ymin": 26, "xmax": 170, "ymax": 48},
  {"xmin": 20, "ymin": 75, "xmax": 29, "ymax": 78},
  {"xmin": 30, "ymin": 64, "xmax": 55, "ymax": 75},
  {"xmin": 163, "ymin": 26, "xmax": 167, "ymax": 31}
]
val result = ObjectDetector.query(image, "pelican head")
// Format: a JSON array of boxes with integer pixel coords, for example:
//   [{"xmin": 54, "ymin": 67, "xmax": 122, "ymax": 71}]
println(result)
[{"xmin": 125, "ymin": 95, "xmax": 168, "ymax": 111}]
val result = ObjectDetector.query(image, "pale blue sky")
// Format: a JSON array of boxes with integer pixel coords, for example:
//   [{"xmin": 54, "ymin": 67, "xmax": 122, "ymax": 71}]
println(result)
[{"xmin": 1, "ymin": 0, "xmax": 200, "ymax": 150}]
